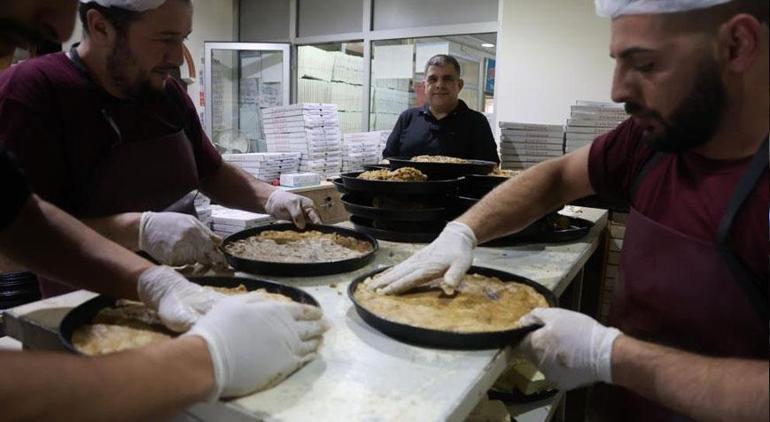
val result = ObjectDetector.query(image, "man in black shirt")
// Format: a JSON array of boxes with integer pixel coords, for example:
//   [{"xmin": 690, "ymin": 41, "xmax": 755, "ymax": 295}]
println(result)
[{"xmin": 382, "ymin": 54, "xmax": 499, "ymax": 163}]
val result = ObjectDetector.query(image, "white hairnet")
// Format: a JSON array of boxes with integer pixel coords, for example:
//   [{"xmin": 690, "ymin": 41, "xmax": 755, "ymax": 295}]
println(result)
[
  {"xmin": 595, "ymin": 0, "xmax": 733, "ymax": 18},
  {"xmin": 79, "ymin": 0, "xmax": 167, "ymax": 12}
]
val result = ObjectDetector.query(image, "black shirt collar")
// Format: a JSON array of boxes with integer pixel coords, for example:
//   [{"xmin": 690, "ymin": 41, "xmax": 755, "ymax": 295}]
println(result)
[{"xmin": 420, "ymin": 99, "xmax": 470, "ymax": 120}]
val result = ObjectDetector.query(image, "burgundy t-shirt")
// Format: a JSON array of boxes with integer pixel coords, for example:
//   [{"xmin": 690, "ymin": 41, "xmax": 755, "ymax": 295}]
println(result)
[
  {"xmin": 589, "ymin": 118, "xmax": 768, "ymax": 282},
  {"xmin": 0, "ymin": 52, "xmax": 222, "ymax": 216}
]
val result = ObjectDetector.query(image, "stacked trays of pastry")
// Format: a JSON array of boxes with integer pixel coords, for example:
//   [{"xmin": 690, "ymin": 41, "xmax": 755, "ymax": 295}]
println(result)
[{"xmin": 336, "ymin": 168, "xmax": 462, "ymax": 243}]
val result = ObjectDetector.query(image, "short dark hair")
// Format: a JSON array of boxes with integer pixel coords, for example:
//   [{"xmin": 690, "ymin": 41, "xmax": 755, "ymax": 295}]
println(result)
[
  {"xmin": 78, "ymin": 3, "xmax": 142, "ymax": 36},
  {"xmin": 424, "ymin": 54, "xmax": 462, "ymax": 77}
]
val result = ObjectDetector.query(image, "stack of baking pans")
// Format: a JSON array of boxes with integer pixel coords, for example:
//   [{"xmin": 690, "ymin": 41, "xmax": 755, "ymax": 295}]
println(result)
[
  {"xmin": 334, "ymin": 171, "xmax": 461, "ymax": 242},
  {"xmin": 0, "ymin": 272, "xmax": 41, "ymax": 310}
]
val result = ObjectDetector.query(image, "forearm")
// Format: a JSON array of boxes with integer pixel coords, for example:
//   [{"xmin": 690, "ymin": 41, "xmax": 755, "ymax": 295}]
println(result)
[
  {"xmin": 612, "ymin": 335, "xmax": 769, "ymax": 422},
  {"xmin": 457, "ymin": 147, "xmax": 594, "ymax": 243},
  {"xmin": 0, "ymin": 336, "xmax": 214, "ymax": 421},
  {"xmin": 83, "ymin": 212, "xmax": 142, "ymax": 251},
  {"xmin": 0, "ymin": 196, "xmax": 149, "ymax": 299},
  {"xmin": 200, "ymin": 162, "xmax": 275, "ymax": 213}
]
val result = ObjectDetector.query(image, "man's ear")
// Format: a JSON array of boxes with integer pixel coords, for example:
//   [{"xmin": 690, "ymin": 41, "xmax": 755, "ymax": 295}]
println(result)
[
  {"xmin": 458, "ymin": 78, "xmax": 464, "ymax": 92},
  {"xmin": 718, "ymin": 13, "xmax": 762, "ymax": 74},
  {"xmin": 86, "ymin": 9, "xmax": 117, "ymax": 47}
]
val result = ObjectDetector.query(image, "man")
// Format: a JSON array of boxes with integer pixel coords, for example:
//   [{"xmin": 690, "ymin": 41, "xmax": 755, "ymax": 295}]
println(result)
[
  {"xmin": 382, "ymin": 54, "xmax": 499, "ymax": 163},
  {"xmin": 368, "ymin": 0, "xmax": 768, "ymax": 420},
  {"xmin": 0, "ymin": 0, "xmax": 321, "ymax": 297},
  {"xmin": 0, "ymin": 1, "xmax": 326, "ymax": 419}
]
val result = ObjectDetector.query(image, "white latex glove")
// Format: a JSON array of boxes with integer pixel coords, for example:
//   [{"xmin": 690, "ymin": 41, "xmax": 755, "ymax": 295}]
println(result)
[
  {"xmin": 185, "ymin": 292, "xmax": 327, "ymax": 399},
  {"xmin": 137, "ymin": 266, "xmax": 226, "ymax": 332},
  {"xmin": 264, "ymin": 189, "xmax": 321, "ymax": 229},
  {"xmin": 516, "ymin": 308, "xmax": 622, "ymax": 391},
  {"xmin": 138, "ymin": 211, "xmax": 226, "ymax": 266},
  {"xmin": 365, "ymin": 221, "xmax": 477, "ymax": 295}
]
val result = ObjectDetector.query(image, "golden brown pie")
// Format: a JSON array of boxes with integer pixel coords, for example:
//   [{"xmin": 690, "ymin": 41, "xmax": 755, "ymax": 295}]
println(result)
[
  {"xmin": 72, "ymin": 286, "xmax": 290, "ymax": 356},
  {"xmin": 224, "ymin": 230, "xmax": 373, "ymax": 263},
  {"xmin": 357, "ymin": 167, "xmax": 427, "ymax": 181},
  {"xmin": 355, "ymin": 273, "xmax": 549, "ymax": 333},
  {"xmin": 411, "ymin": 155, "xmax": 470, "ymax": 164}
]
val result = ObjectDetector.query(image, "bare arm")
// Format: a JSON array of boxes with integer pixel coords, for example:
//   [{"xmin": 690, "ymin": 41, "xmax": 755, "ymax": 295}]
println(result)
[
  {"xmin": 0, "ymin": 195, "xmax": 150, "ymax": 299},
  {"xmin": 0, "ymin": 336, "xmax": 213, "ymax": 421},
  {"xmin": 82, "ymin": 212, "xmax": 142, "ymax": 251},
  {"xmin": 200, "ymin": 162, "xmax": 276, "ymax": 213},
  {"xmin": 457, "ymin": 145, "xmax": 594, "ymax": 243},
  {"xmin": 612, "ymin": 335, "xmax": 769, "ymax": 422}
]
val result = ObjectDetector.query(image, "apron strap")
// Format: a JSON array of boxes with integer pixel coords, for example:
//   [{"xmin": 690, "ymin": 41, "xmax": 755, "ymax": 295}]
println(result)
[
  {"xmin": 716, "ymin": 137, "xmax": 769, "ymax": 323},
  {"xmin": 630, "ymin": 151, "xmax": 664, "ymax": 200}
]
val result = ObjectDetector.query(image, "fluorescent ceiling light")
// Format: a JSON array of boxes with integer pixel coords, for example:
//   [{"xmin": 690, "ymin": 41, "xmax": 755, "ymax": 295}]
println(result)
[{"xmin": 481, "ymin": 43, "xmax": 495, "ymax": 48}]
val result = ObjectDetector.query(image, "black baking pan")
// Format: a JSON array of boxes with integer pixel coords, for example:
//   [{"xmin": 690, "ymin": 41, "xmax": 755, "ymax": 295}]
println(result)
[
  {"xmin": 221, "ymin": 223, "xmax": 378, "ymax": 276},
  {"xmin": 349, "ymin": 215, "xmax": 443, "ymax": 243},
  {"xmin": 341, "ymin": 193, "xmax": 448, "ymax": 222},
  {"xmin": 362, "ymin": 164, "xmax": 389, "ymax": 171},
  {"xmin": 387, "ymin": 156, "xmax": 497, "ymax": 179},
  {"xmin": 340, "ymin": 171, "xmax": 461, "ymax": 195},
  {"xmin": 330, "ymin": 177, "xmax": 350, "ymax": 195},
  {"xmin": 460, "ymin": 174, "xmax": 514, "ymax": 199},
  {"xmin": 59, "ymin": 276, "xmax": 321, "ymax": 354},
  {"xmin": 348, "ymin": 266, "xmax": 557, "ymax": 349}
]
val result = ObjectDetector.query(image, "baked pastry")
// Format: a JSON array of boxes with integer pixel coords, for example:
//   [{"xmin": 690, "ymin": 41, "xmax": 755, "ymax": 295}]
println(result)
[
  {"xmin": 411, "ymin": 155, "xmax": 470, "ymax": 164},
  {"xmin": 357, "ymin": 167, "xmax": 427, "ymax": 181},
  {"xmin": 355, "ymin": 273, "xmax": 548, "ymax": 333},
  {"xmin": 225, "ymin": 230, "xmax": 372, "ymax": 263}
]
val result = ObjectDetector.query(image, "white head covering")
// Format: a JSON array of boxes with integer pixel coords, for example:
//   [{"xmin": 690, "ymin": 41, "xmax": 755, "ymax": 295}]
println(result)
[
  {"xmin": 79, "ymin": 0, "xmax": 167, "ymax": 12},
  {"xmin": 595, "ymin": 0, "xmax": 733, "ymax": 18}
]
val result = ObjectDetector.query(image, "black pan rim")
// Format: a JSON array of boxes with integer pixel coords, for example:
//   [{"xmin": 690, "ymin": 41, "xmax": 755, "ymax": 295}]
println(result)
[
  {"xmin": 59, "ymin": 276, "xmax": 321, "ymax": 355},
  {"xmin": 341, "ymin": 194, "xmax": 447, "ymax": 222},
  {"xmin": 221, "ymin": 223, "xmax": 379, "ymax": 276},
  {"xmin": 339, "ymin": 171, "xmax": 463, "ymax": 195},
  {"xmin": 482, "ymin": 216, "xmax": 594, "ymax": 246},
  {"xmin": 349, "ymin": 215, "xmax": 442, "ymax": 243},
  {"xmin": 347, "ymin": 266, "xmax": 558, "ymax": 349}
]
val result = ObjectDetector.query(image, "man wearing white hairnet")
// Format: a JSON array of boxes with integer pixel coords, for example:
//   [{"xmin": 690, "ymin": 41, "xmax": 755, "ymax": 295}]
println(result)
[
  {"xmin": 368, "ymin": 0, "xmax": 768, "ymax": 420},
  {"xmin": 0, "ymin": 1, "xmax": 327, "ymax": 420},
  {"xmin": 0, "ymin": 0, "xmax": 321, "ymax": 298}
]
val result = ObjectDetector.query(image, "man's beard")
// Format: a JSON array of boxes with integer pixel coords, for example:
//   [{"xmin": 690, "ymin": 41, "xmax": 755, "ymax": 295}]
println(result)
[
  {"xmin": 625, "ymin": 57, "xmax": 727, "ymax": 153},
  {"xmin": 106, "ymin": 36, "xmax": 164, "ymax": 101}
]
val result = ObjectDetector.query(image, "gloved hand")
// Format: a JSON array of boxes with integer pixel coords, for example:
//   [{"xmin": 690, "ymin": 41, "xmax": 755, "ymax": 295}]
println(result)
[
  {"xmin": 516, "ymin": 308, "xmax": 622, "ymax": 391},
  {"xmin": 138, "ymin": 211, "xmax": 226, "ymax": 266},
  {"xmin": 264, "ymin": 189, "xmax": 321, "ymax": 229},
  {"xmin": 185, "ymin": 292, "xmax": 328, "ymax": 399},
  {"xmin": 365, "ymin": 221, "xmax": 477, "ymax": 295},
  {"xmin": 137, "ymin": 266, "xmax": 227, "ymax": 332}
]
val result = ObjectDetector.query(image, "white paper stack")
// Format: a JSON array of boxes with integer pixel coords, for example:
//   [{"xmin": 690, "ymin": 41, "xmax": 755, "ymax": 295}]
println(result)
[
  {"xmin": 193, "ymin": 192, "xmax": 212, "ymax": 228},
  {"xmin": 564, "ymin": 101, "xmax": 627, "ymax": 153},
  {"xmin": 297, "ymin": 46, "xmax": 334, "ymax": 81},
  {"xmin": 222, "ymin": 152, "xmax": 301, "ymax": 184},
  {"xmin": 210, "ymin": 205, "xmax": 274, "ymax": 237},
  {"xmin": 298, "ymin": 79, "xmax": 331, "ymax": 104},
  {"xmin": 499, "ymin": 122, "xmax": 565, "ymax": 170},
  {"xmin": 262, "ymin": 103, "xmax": 343, "ymax": 178},
  {"xmin": 341, "ymin": 131, "xmax": 385, "ymax": 172}
]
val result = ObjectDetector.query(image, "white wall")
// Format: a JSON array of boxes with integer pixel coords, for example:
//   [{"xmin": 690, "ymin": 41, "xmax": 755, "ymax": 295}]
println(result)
[
  {"xmin": 63, "ymin": 0, "xmax": 236, "ymax": 115},
  {"xmin": 494, "ymin": 0, "xmax": 615, "ymax": 125}
]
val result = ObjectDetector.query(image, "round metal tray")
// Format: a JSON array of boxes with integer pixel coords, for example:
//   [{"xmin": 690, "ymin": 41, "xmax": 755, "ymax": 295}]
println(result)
[
  {"xmin": 340, "ymin": 171, "xmax": 461, "ymax": 195},
  {"xmin": 59, "ymin": 276, "xmax": 321, "ymax": 354},
  {"xmin": 349, "ymin": 215, "xmax": 443, "ymax": 243},
  {"xmin": 348, "ymin": 266, "xmax": 557, "ymax": 349},
  {"xmin": 387, "ymin": 156, "xmax": 497, "ymax": 179},
  {"xmin": 221, "ymin": 223, "xmax": 378, "ymax": 276},
  {"xmin": 341, "ymin": 194, "xmax": 448, "ymax": 222}
]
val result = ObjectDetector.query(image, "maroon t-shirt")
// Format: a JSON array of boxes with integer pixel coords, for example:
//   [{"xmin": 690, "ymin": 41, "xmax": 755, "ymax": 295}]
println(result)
[
  {"xmin": 589, "ymin": 118, "xmax": 768, "ymax": 282},
  {"xmin": 0, "ymin": 52, "xmax": 222, "ymax": 216}
]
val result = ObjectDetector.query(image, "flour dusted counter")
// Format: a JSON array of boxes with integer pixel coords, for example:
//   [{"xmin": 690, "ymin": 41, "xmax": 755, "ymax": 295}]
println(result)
[{"xmin": 1, "ymin": 207, "xmax": 608, "ymax": 422}]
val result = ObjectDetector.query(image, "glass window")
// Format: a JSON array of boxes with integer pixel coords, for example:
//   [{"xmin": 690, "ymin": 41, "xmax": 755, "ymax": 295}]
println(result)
[
  {"xmin": 369, "ymin": 33, "xmax": 496, "ymax": 131},
  {"xmin": 297, "ymin": 42, "xmax": 365, "ymax": 133}
]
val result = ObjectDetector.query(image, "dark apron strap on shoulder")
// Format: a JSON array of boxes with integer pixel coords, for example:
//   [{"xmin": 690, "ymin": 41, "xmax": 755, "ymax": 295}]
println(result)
[{"xmin": 716, "ymin": 137, "xmax": 769, "ymax": 323}]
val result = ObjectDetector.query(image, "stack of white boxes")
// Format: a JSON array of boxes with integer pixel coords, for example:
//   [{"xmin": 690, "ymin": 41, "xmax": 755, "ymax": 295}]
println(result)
[
  {"xmin": 564, "ymin": 101, "xmax": 627, "ymax": 153},
  {"xmin": 262, "ymin": 103, "xmax": 342, "ymax": 178},
  {"xmin": 222, "ymin": 153, "xmax": 301, "ymax": 184},
  {"xmin": 499, "ymin": 122, "xmax": 565, "ymax": 170},
  {"xmin": 210, "ymin": 205, "xmax": 275, "ymax": 237},
  {"xmin": 341, "ymin": 131, "xmax": 385, "ymax": 172}
]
